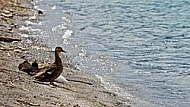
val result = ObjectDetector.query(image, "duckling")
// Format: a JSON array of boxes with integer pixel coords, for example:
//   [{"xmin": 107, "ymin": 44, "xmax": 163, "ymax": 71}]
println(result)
[
  {"xmin": 18, "ymin": 60, "xmax": 39, "ymax": 76},
  {"xmin": 34, "ymin": 47, "xmax": 66, "ymax": 85}
]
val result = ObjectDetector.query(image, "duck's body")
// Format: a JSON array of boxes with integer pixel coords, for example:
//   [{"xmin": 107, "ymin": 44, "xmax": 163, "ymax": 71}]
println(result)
[
  {"xmin": 18, "ymin": 60, "xmax": 39, "ymax": 76},
  {"xmin": 34, "ymin": 47, "xmax": 66, "ymax": 85}
]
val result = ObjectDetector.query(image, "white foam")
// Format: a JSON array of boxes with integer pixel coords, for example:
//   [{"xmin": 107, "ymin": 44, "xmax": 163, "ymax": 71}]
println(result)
[
  {"xmin": 62, "ymin": 30, "xmax": 73, "ymax": 45},
  {"xmin": 31, "ymin": 28, "xmax": 41, "ymax": 32},
  {"xmin": 38, "ymin": 21, "xmax": 42, "ymax": 25},
  {"xmin": 19, "ymin": 33, "xmax": 29, "ymax": 38},
  {"xmin": 19, "ymin": 26, "xmax": 41, "ymax": 32},
  {"xmin": 31, "ymin": 1, "xmax": 35, "ymax": 5},
  {"xmin": 62, "ymin": 30, "xmax": 73, "ymax": 39},
  {"xmin": 25, "ymin": 21, "xmax": 34, "ymax": 25},
  {"xmin": 51, "ymin": 5, "xmax": 56, "ymax": 10},
  {"xmin": 62, "ymin": 17, "xmax": 71, "ymax": 23},
  {"xmin": 79, "ymin": 48, "xmax": 87, "ymax": 56},
  {"xmin": 95, "ymin": 74, "xmax": 152, "ymax": 105},
  {"xmin": 25, "ymin": 20, "xmax": 42, "ymax": 26},
  {"xmin": 52, "ymin": 24, "xmax": 67, "ymax": 32},
  {"xmin": 19, "ymin": 26, "xmax": 29, "ymax": 31},
  {"xmin": 34, "ymin": 5, "xmax": 39, "ymax": 10},
  {"xmin": 29, "ymin": 16, "xmax": 37, "ymax": 20},
  {"xmin": 95, "ymin": 74, "xmax": 134, "ymax": 98}
]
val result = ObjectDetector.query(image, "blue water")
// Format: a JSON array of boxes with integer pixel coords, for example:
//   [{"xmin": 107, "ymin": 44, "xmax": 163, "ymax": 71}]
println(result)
[{"xmin": 32, "ymin": 0, "xmax": 190, "ymax": 106}]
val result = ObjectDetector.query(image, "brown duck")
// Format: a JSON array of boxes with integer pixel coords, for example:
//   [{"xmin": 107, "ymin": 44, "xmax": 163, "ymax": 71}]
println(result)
[
  {"xmin": 34, "ymin": 47, "xmax": 66, "ymax": 85},
  {"xmin": 18, "ymin": 60, "xmax": 39, "ymax": 76}
]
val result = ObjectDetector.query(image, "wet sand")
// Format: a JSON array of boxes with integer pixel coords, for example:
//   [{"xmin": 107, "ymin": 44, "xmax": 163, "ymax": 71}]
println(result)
[{"xmin": 0, "ymin": 0, "xmax": 134, "ymax": 107}]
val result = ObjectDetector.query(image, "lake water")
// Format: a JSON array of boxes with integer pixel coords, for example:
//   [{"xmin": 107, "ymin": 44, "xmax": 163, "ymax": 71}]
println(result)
[{"xmin": 32, "ymin": 0, "xmax": 190, "ymax": 106}]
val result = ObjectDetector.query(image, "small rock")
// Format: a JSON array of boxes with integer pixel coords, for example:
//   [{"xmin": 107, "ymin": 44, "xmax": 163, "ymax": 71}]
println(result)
[{"xmin": 38, "ymin": 10, "xmax": 43, "ymax": 14}]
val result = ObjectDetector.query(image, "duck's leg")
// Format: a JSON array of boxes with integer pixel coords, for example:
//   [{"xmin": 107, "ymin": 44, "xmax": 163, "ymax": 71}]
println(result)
[
  {"xmin": 50, "ymin": 81, "xmax": 59, "ymax": 87},
  {"xmin": 49, "ymin": 81, "xmax": 56, "ymax": 88},
  {"xmin": 50, "ymin": 81, "xmax": 54, "ymax": 85}
]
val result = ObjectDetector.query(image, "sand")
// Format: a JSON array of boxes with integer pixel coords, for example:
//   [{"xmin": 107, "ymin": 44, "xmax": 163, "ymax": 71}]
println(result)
[{"xmin": 0, "ymin": 0, "xmax": 135, "ymax": 107}]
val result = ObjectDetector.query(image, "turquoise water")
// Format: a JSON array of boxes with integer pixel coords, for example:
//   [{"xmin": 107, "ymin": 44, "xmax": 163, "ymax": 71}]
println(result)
[{"xmin": 33, "ymin": 0, "xmax": 190, "ymax": 106}]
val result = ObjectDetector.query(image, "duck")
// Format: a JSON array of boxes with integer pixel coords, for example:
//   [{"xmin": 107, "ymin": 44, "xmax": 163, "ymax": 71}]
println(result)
[
  {"xmin": 34, "ymin": 47, "xmax": 66, "ymax": 85},
  {"xmin": 18, "ymin": 60, "xmax": 39, "ymax": 76}
]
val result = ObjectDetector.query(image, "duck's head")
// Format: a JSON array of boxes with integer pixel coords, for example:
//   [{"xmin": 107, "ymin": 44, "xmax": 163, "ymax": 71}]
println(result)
[
  {"xmin": 55, "ymin": 47, "xmax": 66, "ymax": 53},
  {"xmin": 32, "ymin": 60, "xmax": 39, "ymax": 69}
]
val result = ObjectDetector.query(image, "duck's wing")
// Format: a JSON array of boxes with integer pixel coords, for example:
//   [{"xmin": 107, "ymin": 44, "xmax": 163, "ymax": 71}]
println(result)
[{"xmin": 34, "ymin": 63, "xmax": 56, "ymax": 77}]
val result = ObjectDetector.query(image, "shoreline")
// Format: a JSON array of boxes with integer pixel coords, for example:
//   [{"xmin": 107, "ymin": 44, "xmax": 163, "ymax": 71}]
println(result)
[{"xmin": 0, "ymin": 0, "xmax": 137, "ymax": 107}]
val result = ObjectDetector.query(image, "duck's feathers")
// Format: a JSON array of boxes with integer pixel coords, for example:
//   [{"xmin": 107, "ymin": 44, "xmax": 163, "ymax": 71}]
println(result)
[{"xmin": 34, "ymin": 63, "xmax": 57, "ymax": 77}]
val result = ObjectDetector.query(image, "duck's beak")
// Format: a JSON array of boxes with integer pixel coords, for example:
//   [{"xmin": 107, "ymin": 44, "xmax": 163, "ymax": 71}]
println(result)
[
  {"xmin": 62, "ymin": 50, "xmax": 67, "ymax": 53},
  {"xmin": 47, "ymin": 50, "xmax": 66, "ymax": 53}
]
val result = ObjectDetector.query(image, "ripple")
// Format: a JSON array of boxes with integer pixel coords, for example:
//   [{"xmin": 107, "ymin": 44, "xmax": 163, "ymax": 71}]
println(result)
[{"xmin": 34, "ymin": 0, "xmax": 190, "ymax": 106}]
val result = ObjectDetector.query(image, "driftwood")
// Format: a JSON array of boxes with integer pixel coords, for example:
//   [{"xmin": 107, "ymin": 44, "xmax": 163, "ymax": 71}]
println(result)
[{"xmin": 0, "ymin": 36, "xmax": 21, "ymax": 42}]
